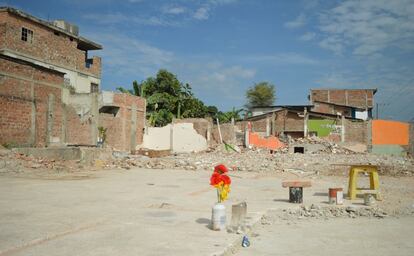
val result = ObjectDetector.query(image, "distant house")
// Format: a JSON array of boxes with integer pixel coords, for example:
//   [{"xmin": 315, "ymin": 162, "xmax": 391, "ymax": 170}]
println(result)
[{"xmin": 309, "ymin": 89, "xmax": 377, "ymax": 120}]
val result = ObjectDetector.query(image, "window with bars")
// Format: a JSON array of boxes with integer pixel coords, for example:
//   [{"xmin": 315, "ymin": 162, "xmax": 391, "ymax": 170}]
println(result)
[{"xmin": 21, "ymin": 27, "xmax": 33, "ymax": 43}]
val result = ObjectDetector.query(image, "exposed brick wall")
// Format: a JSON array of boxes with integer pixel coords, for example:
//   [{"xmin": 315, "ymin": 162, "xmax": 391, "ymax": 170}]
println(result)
[
  {"xmin": 1, "ymin": 11, "xmax": 100, "ymax": 77},
  {"xmin": 312, "ymin": 102, "xmax": 353, "ymax": 117},
  {"xmin": 99, "ymin": 93, "xmax": 145, "ymax": 151},
  {"xmin": 1, "ymin": 56, "xmax": 144, "ymax": 150},
  {"xmin": 65, "ymin": 104, "xmax": 94, "ymax": 145},
  {"xmin": 241, "ymin": 110, "xmax": 304, "ymax": 136},
  {"xmin": 274, "ymin": 110, "xmax": 304, "ymax": 133},
  {"xmin": 311, "ymin": 89, "xmax": 374, "ymax": 109},
  {"xmin": 211, "ymin": 123, "xmax": 236, "ymax": 144},
  {"xmin": 345, "ymin": 119, "xmax": 368, "ymax": 144},
  {"xmin": 0, "ymin": 56, "xmax": 64, "ymax": 147}
]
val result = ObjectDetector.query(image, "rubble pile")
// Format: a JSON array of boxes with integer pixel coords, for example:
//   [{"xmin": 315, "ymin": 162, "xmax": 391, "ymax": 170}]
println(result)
[
  {"xmin": 1, "ymin": 143, "xmax": 413, "ymax": 177},
  {"xmin": 261, "ymin": 204, "xmax": 414, "ymax": 225},
  {"xmin": 0, "ymin": 147, "xmax": 85, "ymax": 174},
  {"xmin": 111, "ymin": 145, "xmax": 414, "ymax": 176},
  {"xmin": 290, "ymin": 136, "xmax": 358, "ymax": 154}
]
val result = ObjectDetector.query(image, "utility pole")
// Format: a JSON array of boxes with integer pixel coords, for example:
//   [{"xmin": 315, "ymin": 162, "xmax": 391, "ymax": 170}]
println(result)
[{"xmin": 376, "ymin": 103, "xmax": 379, "ymax": 119}]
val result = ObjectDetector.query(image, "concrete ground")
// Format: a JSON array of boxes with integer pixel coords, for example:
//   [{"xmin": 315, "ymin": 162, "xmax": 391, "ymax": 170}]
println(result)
[
  {"xmin": 236, "ymin": 217, "xmax": 414, "ymax": 256},
  {"xmin": 0, "ymin": 168, "xmax": 413, "ymax": 255}
]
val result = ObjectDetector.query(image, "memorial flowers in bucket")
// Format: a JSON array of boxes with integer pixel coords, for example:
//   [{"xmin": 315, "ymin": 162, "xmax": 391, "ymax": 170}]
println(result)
[{"xmin": 210, "ymin": 164, "xmax": 231, "ymax": 203}]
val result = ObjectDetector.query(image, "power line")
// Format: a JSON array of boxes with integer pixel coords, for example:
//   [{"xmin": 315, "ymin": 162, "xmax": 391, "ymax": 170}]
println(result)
[{"xmin": 380, "ymin": 78, "xmax": 414, "ymax": 111}]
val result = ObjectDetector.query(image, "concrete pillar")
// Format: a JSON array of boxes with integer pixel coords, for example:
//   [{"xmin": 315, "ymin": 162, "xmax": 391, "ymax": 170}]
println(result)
[
  {"xmin": 207, "ymin": 124, "xmax": 211, "ymax": 143},
  {"xmin": 46, "ymin": 94, "xmax": 55, "ymax": 146},
  {"xmin": 30, "ymin": 81, "xmax": 36, "ymax": 146},
  {"xmin": 341, "ymin": 115, "xmax": 345, "ymax": 143},
  {"xmin": 90, "ymin": 93, "xmax": 99, "ymax": 145},
  {"xmin": 367, "ymin": 119, "xmax": 372, "ymax": 152},
  {"xmin": 130, "ymin": 104, "xmax": 137, "ymax": 152},
  {"xmin": 62, "ymin": 104, "xmax": 67, "ymax": 144},
  {"xmin": 271, "ymin": 112, "xmax": 275, "ymax": 136},
  {"xmin": 304, "ymin": 107, "xmax": 308, "ymax": 138},
  {"xmin": 266, "ymin": 116, "xmax": 270, "ymax": 137},
  {"xmin": 244, "ymin": 128, "xmax": 249, "ymax": 148},
  {"xmin": 170, "ymin": 124, "xmax": 174, "ymax": 151}
]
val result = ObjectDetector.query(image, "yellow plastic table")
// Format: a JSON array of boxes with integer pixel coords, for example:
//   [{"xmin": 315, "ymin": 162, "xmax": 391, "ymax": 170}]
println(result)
[{"xmin": 348, "ymin": 165, "xmax": 382, "ymax": 200}]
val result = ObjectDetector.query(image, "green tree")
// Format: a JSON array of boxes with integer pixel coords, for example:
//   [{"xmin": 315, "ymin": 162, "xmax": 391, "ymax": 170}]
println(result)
[
  {"xmin": 217, "ymin": 107, "xmax": 244, "ymax": 123},
  {"xmin": 116, "ymin": 80, "xmax": 145, "ymax": 97},
  {"xmin": 117, "ymin": 69, "xmax": 213, "ymax": 126},
  {"xmin": 245, "ymin": 82, "xmax": 275, "ymax": 107}
]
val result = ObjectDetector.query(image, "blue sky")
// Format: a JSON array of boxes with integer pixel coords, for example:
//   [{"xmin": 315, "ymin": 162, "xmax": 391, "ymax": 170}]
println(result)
[{"xmin": 4, "ymin": 0, "xmax": 414, "ymax": 121}]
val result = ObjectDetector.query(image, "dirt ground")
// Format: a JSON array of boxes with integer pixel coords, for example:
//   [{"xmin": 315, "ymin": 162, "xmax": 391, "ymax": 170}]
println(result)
[
  {"xmin": 236, "ymin": 217, "xmax": 414, "ymax": 256},
  {"xmin": 1, "ymin": 146, "xmax": 414, "ymax": 255}
]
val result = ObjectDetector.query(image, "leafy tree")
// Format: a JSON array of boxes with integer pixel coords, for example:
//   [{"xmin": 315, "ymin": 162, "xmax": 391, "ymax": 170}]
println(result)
[
  {"xmin": 116, "ymin": 80, "xmax": 144, "ymax": 97},
  {"xmin": 117, "ymin": 69, "xmax": 212, "ymax": 126},
  {"xmin": 217, "ymin": 107, "xmax": 244, "ymax": 123},
  {"xmin": 246, "ymin": 82, "xmax": 275, "ymax": 107}
]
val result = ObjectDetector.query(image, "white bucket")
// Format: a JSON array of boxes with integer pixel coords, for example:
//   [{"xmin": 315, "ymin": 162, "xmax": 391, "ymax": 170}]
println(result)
[{"xmin": 211, "ymin": 203, "xmax": 226, "ymax": 231}]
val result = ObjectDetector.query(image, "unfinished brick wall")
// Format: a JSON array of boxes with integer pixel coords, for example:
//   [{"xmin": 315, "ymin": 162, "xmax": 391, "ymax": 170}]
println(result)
[
  {"xmin": 345, "ymin": 119, "xmax": 368, "ymax": 144},
  {"xmin": 274, "ymin": 110, "xmax": 304, "ymax": 133},
  {"xmin": 212, "ymin": 123, "xmax": 236, "ymax": 144},
  {"xmin": 64, "ymin": 104, "xmax": 94, "ymax": 145},
  {"xmin": 99, "ymin": 93, "xmax": 145, "ymax": 151},
  {"xmin": 311, "ymin": 89, "xmax": 374, "ymax": 109},
  {"xmin": 0, "ymin": 55, "xmax": 64, "ymax": 147},
  {"xmin": 312, "ymin": 102, "xmax": 353, "ymax": 117},
  {"xmin": 1, "ymin": 11, "xmax": 100, "ymax": 77}
]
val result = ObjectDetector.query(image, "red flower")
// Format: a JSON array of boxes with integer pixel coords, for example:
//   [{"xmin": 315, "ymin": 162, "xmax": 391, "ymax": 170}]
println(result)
[
  {"xmin": 214, "ymin": 164, "xmax": 228, "ymax": 174},
  {"xmin": 221, "ymin": 174, "xmax": 231, "ymax": 185},
  {"xmin": 210, "ymin": 172, "xmax": 222, "ymax": 186}
]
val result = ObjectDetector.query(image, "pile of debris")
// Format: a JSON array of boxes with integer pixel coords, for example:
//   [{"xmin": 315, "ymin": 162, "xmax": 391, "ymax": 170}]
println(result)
[
  {"xmin": 289, "ymin": 136, "xmax": 360, "ymax": 154},
  {"xmin": 0, "ymin": 147, "xmax": 85, "ymax": 175},
  {"xmin": 261, "ymin": 204, "xmax": 414, "ymax": 225}
]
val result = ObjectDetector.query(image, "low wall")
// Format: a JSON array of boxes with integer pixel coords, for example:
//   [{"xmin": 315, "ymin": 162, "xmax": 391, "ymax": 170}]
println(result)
[
  {"xmin": 140, "ymin": 123, "xmax": 207, "ymax": 153},
  {"xmin": 248, "ymin": 131, "xmax": 285, "ymax": 150}
]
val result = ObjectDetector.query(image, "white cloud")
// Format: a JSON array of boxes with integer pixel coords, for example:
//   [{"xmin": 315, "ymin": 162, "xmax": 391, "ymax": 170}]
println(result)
[
  {"xmin": 284, "ymin": 14, "xmax": 306, "ymax": 29},
  {"xmin": 83, "ymin": 12, "xmax": 179, "ymax": 26},
  {"xmin": 193, "ymin": 6, "xmax": 210, "ymax": 20},
  {"xmin": 244, "ymin": 53, "xmax": 318, "ymax": 65},
  {"xmin": 162, "ymin": 5, "xmax": 186, "ymax": 15},
  {"xmin": 86, "ymin": 31, "xmax": 173, "ymax": 77},
  {"xmin": 299, "ymin": 32, "xmax": 316, "ymax": 41},
  {"xmin": 181, "ymin": 63, "xmax": 256, "ymax": 102},
  {"xmin": 318, "ymin": 0, "xmax": 414, "ymax": 56}
]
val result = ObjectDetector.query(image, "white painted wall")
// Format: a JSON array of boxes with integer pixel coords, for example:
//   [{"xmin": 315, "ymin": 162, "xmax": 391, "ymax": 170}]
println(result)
[
  {"xmin": 172, "ymin": 123, "xmax": 208, "ymax": 153},
  {"xmin": 141, "ymin": 125, "xmax": 171, "ymax": 150},
  {"xmin": 355, "ymin": 110, "xmax": 368, "ymax": 120},
  {"xmin": 139, "ymin": 123, "xmax": 208, "ymax": 153}
]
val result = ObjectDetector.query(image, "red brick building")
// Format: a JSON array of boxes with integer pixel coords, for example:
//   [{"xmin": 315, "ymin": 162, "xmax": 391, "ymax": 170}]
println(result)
[
  {"xmin": 0, "ymin": 7, "xmax": 146, "ymax": 151},
  {"xmin": 309, "ymin": 89, "xmax": 377, "ymax": 120},
  {"xmin": 0, "ymin": 7, "xmax": 102, "ymax": 93}
]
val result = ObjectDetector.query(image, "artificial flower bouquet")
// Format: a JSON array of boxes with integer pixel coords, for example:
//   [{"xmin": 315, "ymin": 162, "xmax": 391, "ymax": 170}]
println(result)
[{"xmin": 210, "ymin": 164, "xmax": 231, "ymax": 203}]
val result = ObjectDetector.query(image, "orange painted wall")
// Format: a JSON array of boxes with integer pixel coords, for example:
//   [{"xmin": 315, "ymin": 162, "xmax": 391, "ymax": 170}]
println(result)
[
  {"xmin": 249, "ymin": 132, "xmax": 285, "ymax": 150},
  {"xmin": 372, "ymin": 120, "xmax": 409, "ymax": 145}
]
